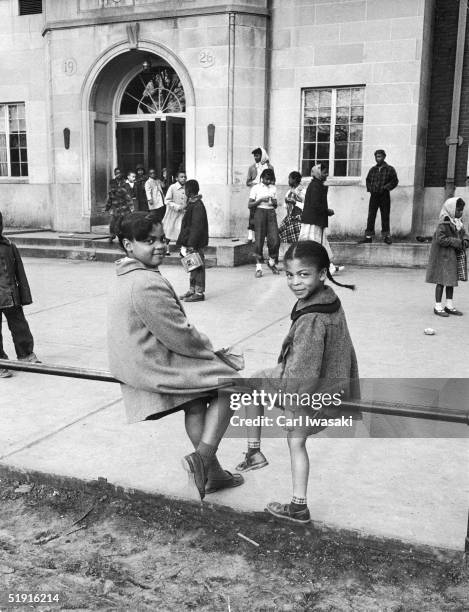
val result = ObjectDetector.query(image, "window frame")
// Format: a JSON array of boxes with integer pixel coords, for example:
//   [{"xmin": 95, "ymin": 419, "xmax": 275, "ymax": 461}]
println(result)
[
  {"xmin": 0, "ymin": 102, "xmax": 29, "ymax": 181},
  {"xmin": 300, "ymin": 85, "xmax": 365, "ymax": 183}
]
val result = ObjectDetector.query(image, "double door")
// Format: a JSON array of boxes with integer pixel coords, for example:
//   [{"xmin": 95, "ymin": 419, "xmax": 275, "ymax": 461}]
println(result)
[{"xmin": 116, "ymin": 117, "xmax": 185, "ymax": 182}]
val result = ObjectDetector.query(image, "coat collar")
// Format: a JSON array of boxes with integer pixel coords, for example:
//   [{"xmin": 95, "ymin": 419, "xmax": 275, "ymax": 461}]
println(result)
[
  {"xmin": 115, "ymin": 256, "xmax": 161, "ymax": 276},
  {"xmin": 291, "ymin": 285, "xmax": 340, "ymax": 321},
  {"xmin": 0, "ymin": 235, "xmax": 11, "ymax": 246}
]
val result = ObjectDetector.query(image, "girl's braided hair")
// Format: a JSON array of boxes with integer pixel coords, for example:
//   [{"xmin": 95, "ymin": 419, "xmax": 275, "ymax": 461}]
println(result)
[{"xmin": 284, "ymin": 240, "xmax": 356, "ymax": 290}]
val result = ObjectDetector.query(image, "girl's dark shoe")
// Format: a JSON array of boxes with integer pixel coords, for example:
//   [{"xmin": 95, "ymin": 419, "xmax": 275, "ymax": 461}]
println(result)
[
  {"xmin": 384, "ymin": 236, "xmax": 392, "ymax": 245},
  {"xmin": 182, "ymin": 452, "xmax": 207, "ymax": 500},
  {"xmin": 255, "ymin": 269, "xmax": 263, "ymax": 278},
  {"xmin": 184, "ymin": 292, "xmax": 204, "ymax": 302},
  {"xmin": 205, "ymin": 471, "xmax": 244, "ymax": 494},
  {"xmin": 265, "ymin": 501, "xmax": 311, "ymax": 524},
  {"xmin": 179, "ymin": 290, "xmax": 195, "ymax": 300},
  {"xmin": 434, "ymin": 308, "xmax": 449, "ymax": 317},
  {"xmin": 357, "ymin": 236, "xmax": 372, "ymax": 244},
  {"xmin": 444, "ymin": 307, "xmax": 463, "ymax": 316},
  {"xmin": 235, "ymin": 450, "xmax": 268, "ymax": 472}
]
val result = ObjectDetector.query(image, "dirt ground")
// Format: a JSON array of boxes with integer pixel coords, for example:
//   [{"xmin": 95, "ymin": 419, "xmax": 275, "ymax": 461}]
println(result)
[{"xmin": 0, "ymin": 475, "xmax": 467, "ymax": 612}]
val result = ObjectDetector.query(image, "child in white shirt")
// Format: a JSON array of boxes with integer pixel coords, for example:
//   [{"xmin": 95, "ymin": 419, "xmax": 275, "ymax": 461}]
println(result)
[{"xmin": 248, "ymin": 168, "xmax": 280, "ymax": 277}]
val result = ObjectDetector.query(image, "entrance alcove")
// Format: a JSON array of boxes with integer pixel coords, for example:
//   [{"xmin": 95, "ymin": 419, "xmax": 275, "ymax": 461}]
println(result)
[{"xmin": 87, "ymin": 49, "xmax": 188, "ymax": 225}]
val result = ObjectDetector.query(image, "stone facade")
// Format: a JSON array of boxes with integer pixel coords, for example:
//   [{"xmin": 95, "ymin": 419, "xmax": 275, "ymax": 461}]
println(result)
[{"xmin": 0, "ymin": 0, "xmax": 460, "ymax": 239}]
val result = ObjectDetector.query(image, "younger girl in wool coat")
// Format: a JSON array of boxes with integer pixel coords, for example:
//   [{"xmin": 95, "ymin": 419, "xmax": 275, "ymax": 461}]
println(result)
[
  {"xmin": 107, "ymin": 213, "xmax": 244, "ymax": 501},
  {"xmin": 425, "ymin": 197, "xmax": 468, "ymax": 317},
  {"xmin": 235, "ymin": 241, "xmax": 359, "ymax": 524}
]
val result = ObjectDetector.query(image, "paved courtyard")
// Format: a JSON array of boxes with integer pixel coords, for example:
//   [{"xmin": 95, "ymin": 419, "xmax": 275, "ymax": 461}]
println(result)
[{"xmin": 0, "ymin": 258, "xmax": 468, "ymax": 550}]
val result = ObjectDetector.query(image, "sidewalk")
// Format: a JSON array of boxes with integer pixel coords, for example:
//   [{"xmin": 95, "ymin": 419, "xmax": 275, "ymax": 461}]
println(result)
[{"xmin": 0, "ymin": 258, "xmax": 468, "ymax": 551}]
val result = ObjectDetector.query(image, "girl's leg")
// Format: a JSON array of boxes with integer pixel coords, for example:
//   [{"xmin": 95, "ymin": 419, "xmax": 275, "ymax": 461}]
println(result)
[
  {"xmin": 265, "ymin": 428, "xmax": 311, "ymax": 523},
  {"xmin": 183, "ymin": 393, "xmax": 236, "ymax": 498},
  {"xmin": 444, "ymin": 286, "xmax": 463, "ymax": 314},
  {"xmin": 235, "ymin": 401, "xmax": 268, "ymax": 472},
  {"xmin": 434, "ymin": 284, "xmax": 445, "ymax": 313},
  {"xmin": 184, "ymin": 399, "xmax": 228, "ymax": 482},
  {"xmin": 287, "ymin": 433, "xmax": 309, "ymax": 502}
]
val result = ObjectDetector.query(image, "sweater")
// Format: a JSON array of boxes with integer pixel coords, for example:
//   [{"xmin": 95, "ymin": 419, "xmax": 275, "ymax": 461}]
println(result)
[{"xmin": 0, "ymin": 236, "xmax": 32, "ymax": 309}]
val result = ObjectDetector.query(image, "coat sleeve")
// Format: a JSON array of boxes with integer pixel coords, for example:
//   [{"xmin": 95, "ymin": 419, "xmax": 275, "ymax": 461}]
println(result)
[
  {"xmin": 437, "ymin": 223, "xmax": 462, "ymax": 249},
  {"xmin": 12, "ymin": 244, "xmax": 32, "ymax": 305},
  {"xmin": 131, "ymin": 275, "xmax": 215, "ymax": 359},
  {"xmin": 144, "ymin": 180, "xmax": 152, "ymax": 201},
  {"xmin": 246, "ymin": 164, "xmax": 256, "ymax": 187},
  {"xmin": 279, "ymin": 315, "xmax": 325, "ymax": 395},
  {"xmin": 365, "ymin": 168, "xmax": 372, "ymax": 192}
]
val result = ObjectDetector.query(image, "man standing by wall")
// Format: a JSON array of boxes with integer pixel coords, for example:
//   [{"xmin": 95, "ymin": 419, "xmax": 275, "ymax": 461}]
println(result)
[{"xmin": 359, "ymin": 150, "xmax": 398, "ymax": 245}]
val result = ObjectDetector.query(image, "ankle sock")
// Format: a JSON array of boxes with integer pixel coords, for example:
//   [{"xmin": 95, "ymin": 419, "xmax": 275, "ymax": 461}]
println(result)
[
  {"xmin": 435, "ymin": 302, "xmax": 444, "ymax": 311},
  {"xmin": 256, "ymin": 263, "xmax": 262, "ymax": 271},
  {"xmin": 268, "ymin": 257, "xmax": 275, "ymax": 267},
  {"xmin": 291, "ymin": 496, "xmax": 307, "ymax": 511},
  {"xmin": 446, "ymin": 299, "xmax": 454, "ymax": 309},
  {"xmin": 247, "ymin": 441, "xmax": 260, "ymax": 456},
  {"xmin": 196, "ymin": 441, "xmax": 218, "ymax": 468}
]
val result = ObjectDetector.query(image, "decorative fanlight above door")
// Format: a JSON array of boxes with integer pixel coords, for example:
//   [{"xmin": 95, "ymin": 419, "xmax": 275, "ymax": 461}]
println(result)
[{"xmin": 120, "ymin": 65, "xmax": 186, "ymax": 115}]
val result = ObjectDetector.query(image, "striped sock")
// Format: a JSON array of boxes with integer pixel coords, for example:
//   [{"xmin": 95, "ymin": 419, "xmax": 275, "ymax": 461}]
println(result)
[{"xmin": 291, "ymin": 496, "xmax": 307, "ymax": 508}]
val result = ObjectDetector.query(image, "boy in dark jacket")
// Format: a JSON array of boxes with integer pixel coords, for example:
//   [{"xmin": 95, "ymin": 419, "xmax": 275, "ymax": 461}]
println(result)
[
  {"xmin": 0, "ymin": 212, "xmax": 40, "ymax": 377},
  {"xmin": 176, "ymin": 180, "xmax": 209, "ymax": 302}
]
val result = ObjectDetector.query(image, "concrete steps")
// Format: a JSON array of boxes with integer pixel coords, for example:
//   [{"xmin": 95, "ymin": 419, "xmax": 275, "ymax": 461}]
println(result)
[{"xmin": 7, "ymin": 231, "xmax": 431, "ymax": 268}]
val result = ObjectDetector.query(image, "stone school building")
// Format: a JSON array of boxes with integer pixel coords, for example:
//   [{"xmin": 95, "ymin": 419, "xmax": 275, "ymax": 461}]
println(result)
[{"xmin": 0, "ymin": 0, "xmax": 468, "ymax": 236}]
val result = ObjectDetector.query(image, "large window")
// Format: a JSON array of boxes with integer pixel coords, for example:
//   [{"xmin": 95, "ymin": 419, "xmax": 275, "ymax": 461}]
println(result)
[
  {"xmin": 301, "ymin": 86, "xmax": 364, "ymax": 178},
  {"xmin": 0, "ymin": 103, "xmax": 28, "ymax": 178}
]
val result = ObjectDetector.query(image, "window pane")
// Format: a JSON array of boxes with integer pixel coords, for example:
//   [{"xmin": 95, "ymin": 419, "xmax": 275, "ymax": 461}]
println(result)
[
  {"xmin": 316, "ymin": 143, "xmax": 330, "ymax": 159},
  {"xmin": 319, "ymin": 90, "xmax": 331, "ymax": 106},
  {"xmin": 11, "ymin": 162, "xmax": 20, "ymax": 176},
  {"xmin": 348, "ymin": 160, "xmax": 361, "ymax": 176},
  {"xmin": 303, "ymin": 143, "xmax": 316, "ymax": 159},
  {"xmin": 348, "ymin": 142, "xmax": 362, "ymax": 158},
  {"xmin": 335, "ymin": 125, "xmax": 348, "ymax": 142},
  {"xmin": 0, "ymin": 106, "xmax": 4, "ymax": 121},
  {"xmin": 304, "ymin": 111, "xmax": 318, "ymax": 123},
  {"xmin": 302, "ymin": 160, "xmax": 312, "ymax": 176},
  {"xmin": 19, "ymin": 133, "xmax": 27, "ymax": 147},
  {"xmin": 20, "ymin": 149, "xmax": 28, "ymax": 162},
  {"xmin": 304, "ymin": 90, "xmax": 319, "ymax": 108},
  {"xmin": 0, "ymin": 163, "xmax": 7, "ymax": 176},
  {"xmin": 336, "ymin": 106, "xmax": 349, "ymax": 124},
  {"xmin": 318, "ymin": 107, "xmax": 331, "ymax": 124},
  {"xmin": 351, "ymin": 106, "xmax": 364, "ymax": 123},
  {"xmin": 334, "ymin": 160, "xmax": 347, "ymax": 176},
  {"xmin": 20, "ymin": 163, "xmax": 28, "ymax": 176},
  {"xmin": 0, "ymin": 133, "xmax": 6, "ymax": 148},
  {"xmin": 10, "ymin": 149, "xmax": 19, "ymax": 163},
  {"xmin": 349, "ymin": 124, "xmax": 363, "ymax": 141},
  {"xmin": 8, "ymin": 106, "xmax": 18, "ymax": 121},
  {"xmin": 351, "ymin": 88, "xmax": 364, "ymax": 105},
  {"xmin": 303, "ymin": 125, "xmax": 316, "ymax": 141},
  {"xmin": 335, "ymin": 143, "xmax": 347, "ymax": 159},
  {"xmin": 337, "ymin": 89, "xmax": 351, "ymax": 106},
  {"xmin": 317, "ymin": 125, "xmax": 330, "ymax": 141},
  {"xmin": 10, "ymin": 134, "xmax": 19, "ymax": 148}
]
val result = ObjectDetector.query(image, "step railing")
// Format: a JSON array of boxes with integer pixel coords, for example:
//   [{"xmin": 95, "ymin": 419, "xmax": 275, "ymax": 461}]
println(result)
[{"xmin": 1, "ymin": 358, "xmax": 468, "ymax": 555}]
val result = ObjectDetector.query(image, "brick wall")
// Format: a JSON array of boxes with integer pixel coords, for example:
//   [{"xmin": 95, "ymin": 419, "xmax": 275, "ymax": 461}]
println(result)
[{"xmin": 424, "ymin": 0, "xmax": 469, "ymax": 187}]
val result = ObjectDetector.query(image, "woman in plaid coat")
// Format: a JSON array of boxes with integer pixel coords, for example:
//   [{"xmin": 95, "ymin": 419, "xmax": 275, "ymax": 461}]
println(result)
[{"xmin": 425, "ymin": 197, "xmax": 468, "ymax": 317}]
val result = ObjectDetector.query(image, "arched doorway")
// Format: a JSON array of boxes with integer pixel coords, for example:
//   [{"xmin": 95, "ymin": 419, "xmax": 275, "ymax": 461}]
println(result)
[
  {"xmin": 115, "ymin": 60, "xmax": 186, "ymax": 183},
  {"xmin": 83, "ymin": 45, "xmax": 194, "ymax": 227}
]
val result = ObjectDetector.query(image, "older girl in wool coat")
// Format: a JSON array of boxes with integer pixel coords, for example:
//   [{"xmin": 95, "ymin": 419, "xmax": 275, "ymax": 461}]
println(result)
[
  {"xmin": 107, "ymin": 213, "xmax": 243, "ymax": 500},
  {"xmin": 426, "ymin": 197, "xmax": 468, "ymax": 317},
  {"xmin": 235, "ymin": 241, "xmax": 359, "ymax": 524}
]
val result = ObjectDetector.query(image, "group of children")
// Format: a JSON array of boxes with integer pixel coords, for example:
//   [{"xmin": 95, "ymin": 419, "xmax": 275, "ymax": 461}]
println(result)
[{"xmin": 1, "ymin": 161, "xmax": 467, "ymax": 523}]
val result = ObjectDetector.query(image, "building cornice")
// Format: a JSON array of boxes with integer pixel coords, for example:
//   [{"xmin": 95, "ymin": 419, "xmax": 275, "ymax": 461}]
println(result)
[{"xmin": 42, "ymin": 4, "xmax": 269, "ymax": 36}]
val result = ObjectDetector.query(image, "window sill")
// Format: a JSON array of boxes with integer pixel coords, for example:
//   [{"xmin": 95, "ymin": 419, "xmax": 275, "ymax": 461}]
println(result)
[{"xmin": 0, "ymin": 178, "xmax": 29, "ymax": 184}]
